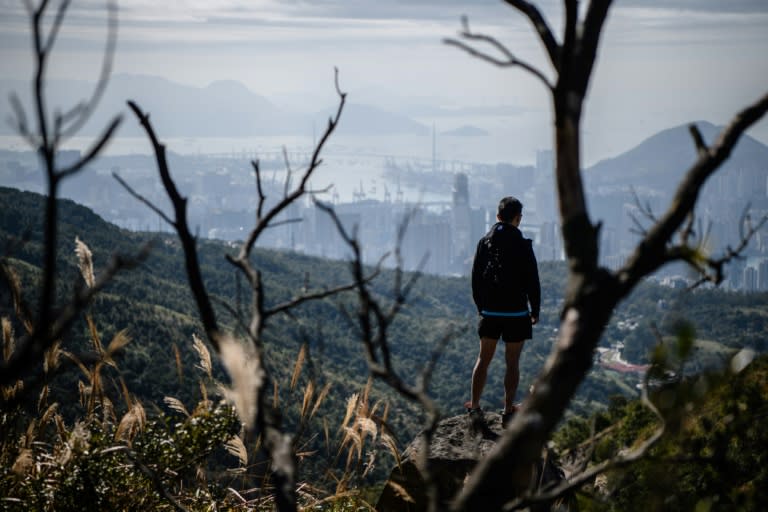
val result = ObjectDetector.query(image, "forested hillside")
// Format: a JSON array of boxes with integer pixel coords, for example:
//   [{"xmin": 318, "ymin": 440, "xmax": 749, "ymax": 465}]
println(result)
[
  {"xmin": 3, "ymin": 185, "xmax": 767, "ymax": 506},
  {"xmin": 3, "ymin": 185, "xmax": 766, "ymax": 418}
]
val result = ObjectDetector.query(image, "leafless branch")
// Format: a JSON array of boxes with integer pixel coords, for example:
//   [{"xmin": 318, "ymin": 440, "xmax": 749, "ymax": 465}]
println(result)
[
  {"xmin": 252, "ymin": 160, "xmax": 266, "ymax": 221},
  {"xmin": 444, "ymin": 16, "xmax": 553, "ymax": 90},
  {"xmin": 505, "ymin": 362, "xmax": 665, "ymax": 511},
  {"xmin": 264, "ymin": 274, "xmax": 379, "ymax": 319},
  {"xmin": 8, "ymin": 92, "xmax": 36, "ymax": 146},
  {"xmin": 688, "ymin": 124, "xmax": 708, "ymax": 157},
  {"xmin": 234, "ymin": 69, "xmax": 346, "ymax": 265},
  {"xmin": 682, "ymin": 209, "xmax": 768, "ymax": 289},
  {"xmin": 58, "ymin": 116, "xmax": 122, "ymax": 178},
  {"xmin": 5, "ymin": 0, "xmax": 121, "ymax": 390},
  {"xmin": 618, "ymin": 92, "xmax": 768, "ymax": 291},
  {"xmin": 314, "ymin": 199, "xmax": 443, "ymax": 512},
  {"xmin": 282, "ymin": 147, "xmax": 293, "ymax": 197},
  {"xmin": 112, "ymin": 171, "xmax": 175, "ymax": 227},
  {"xmin": 126, "ymin": 100, "xmax": 221, "ymax": 349},
  {"xmin": 502, "ymin": 0, "xmax": 560, "ymax": 69},
  {"xmin": 56, "ymin": 0, "xmax": 118, "ymax": 141}
]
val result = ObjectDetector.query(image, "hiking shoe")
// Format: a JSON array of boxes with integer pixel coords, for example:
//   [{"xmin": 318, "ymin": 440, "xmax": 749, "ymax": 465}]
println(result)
[
  {"xmin": 467, "ymin": 407, "xmax": 483, "ymax": 420},
  {"xmin": 501, "ymin": 406, "xmax": 519, "ymax": 428},
  {"xmin": 465, "ymin": 401, "xmax": 483, "ymax": 420}
]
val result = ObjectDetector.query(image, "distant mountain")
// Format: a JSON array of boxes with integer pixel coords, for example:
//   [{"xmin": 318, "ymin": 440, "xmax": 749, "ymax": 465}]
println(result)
[
  {"xmin": 441, "ymin": 125, "xmax": 489, "ymax": 137},
  {"xmin": 0, "ymin": 75, "xmax": 432, "ymax": 138},
  {"xmin": 585, "ymin": 121, "xmax": 768, "ymax": 189},
  {"xmin": 316, "ymin": 102, "xmax": 430, "ymax": 136}
]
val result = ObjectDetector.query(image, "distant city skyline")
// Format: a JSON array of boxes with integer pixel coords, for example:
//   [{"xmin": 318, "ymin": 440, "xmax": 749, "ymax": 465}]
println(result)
[{"xmin": 1, "ymin": 1, "xmax": 767, "ymax": 166}]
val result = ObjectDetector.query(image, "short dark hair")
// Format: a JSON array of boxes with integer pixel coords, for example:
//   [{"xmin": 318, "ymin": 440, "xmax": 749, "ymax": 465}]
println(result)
[{"xmin": 497, "ymin": 196, "xmax": 523, "ymax": 221}]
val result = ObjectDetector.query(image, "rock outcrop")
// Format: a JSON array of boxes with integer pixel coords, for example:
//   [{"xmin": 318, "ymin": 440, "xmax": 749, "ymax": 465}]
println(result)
[{"xmin": 376, "ymin": 412, "xmax": 575, "ymax": 511}]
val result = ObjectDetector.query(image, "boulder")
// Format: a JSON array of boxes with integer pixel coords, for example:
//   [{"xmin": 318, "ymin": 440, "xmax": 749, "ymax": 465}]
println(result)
[{"xmin": 376, "ymin": 412, "xmax": 575, "ymax": 511}]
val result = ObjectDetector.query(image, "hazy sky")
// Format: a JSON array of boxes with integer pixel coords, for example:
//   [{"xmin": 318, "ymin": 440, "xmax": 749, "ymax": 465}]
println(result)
[{"xmin": 1, "ymin": 0, "xmax": 767, "ymax": 163}]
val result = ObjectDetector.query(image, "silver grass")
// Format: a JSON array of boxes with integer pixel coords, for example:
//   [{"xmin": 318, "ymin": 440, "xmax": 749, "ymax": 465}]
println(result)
[
  {"xmin": 2, "ymin": 316, "xmax": 14, "ymax": 361},
  {"xmin": 192, "ymin": 334, "xmax": 213, "ymax": 379},
  {"xmin": 74, "ymin": 236, "xmax": 95, "ymax": 288},
  {"xmin": 223, "ymin": 435, "xmax": 248, "ymax": 466},
  {"xmin": 163, "ymin": 396, "xmax": 190, "ymax": 417},
  {"xmin": 218, "ymin": 334, "xmax": 262, "ymax": 430},
  {"xmin": 310, "ymin": 382, "xmax": 332, "ymax": 419}
]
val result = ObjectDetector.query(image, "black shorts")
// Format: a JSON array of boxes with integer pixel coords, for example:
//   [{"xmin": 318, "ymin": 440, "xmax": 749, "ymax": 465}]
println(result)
[{"xmin": 478, "ymin": 314, "xmax": 532, "ymax": 343}]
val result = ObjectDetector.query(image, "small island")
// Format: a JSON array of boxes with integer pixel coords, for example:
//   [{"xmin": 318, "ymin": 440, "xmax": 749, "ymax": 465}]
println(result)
[{"xmin": 441, "ymin": 124, "xmax": 489, "ymax": 136}]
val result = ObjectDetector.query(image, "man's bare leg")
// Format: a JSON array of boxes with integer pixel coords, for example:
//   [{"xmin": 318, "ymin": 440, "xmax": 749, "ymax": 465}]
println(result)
[
  {"xmin": 469, "ymin": 337, "xmax": 498, "ymax": 409},
  {"xmin": 503, "ymin": 340, "xmax": 525, "ymax": 413}
]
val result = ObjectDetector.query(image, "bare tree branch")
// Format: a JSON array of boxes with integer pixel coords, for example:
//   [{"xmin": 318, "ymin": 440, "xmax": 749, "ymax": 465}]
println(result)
[
  {"xmin": 502, "ymin": 0, "xmax": 560, "ymax": 70},
  {"xmin": 112, "ymin": 171, "xmax": 175, "ymax": 227},
  {"xmin": 314, "ymin": 199, "xmax": 444, "ymax": 512},
  {"xmin": 234, "ymin": 68, "xmax": 346, "ymax": 265},
  {"xmin": 264, "ymin": 274, "xmax": 379, "ymax": 319},
  {"xmin": 8, "ymin": 92, "xmax": 36, "ymax": 146},
  {"xmin": 126, "ymin": 100, "xmax": 221, "ymax": 350},
  {"xmin": 444, "ymin": 17, "xmax": 553, "ymax": 90},
  {"xmin": 7, "ymin": 0, "xmax": 122, "ymax": 386},
  {"xmin": 618, "ymin": 93, "xmax": 768, "ymax": 291},
  {"xmin": 505, "ymin": 361, "xmax": 665, "ymax": 511},
  {"xmin": 56, "ymin": 0, "xmax": 119, "ymax": 141},
  {"xmin": 58, "ymin": 116, "xmax": 123, "ymax": 178},
  {"xmin": 688, "ymin": 124, "xmax": 708, "ymax": 156}
]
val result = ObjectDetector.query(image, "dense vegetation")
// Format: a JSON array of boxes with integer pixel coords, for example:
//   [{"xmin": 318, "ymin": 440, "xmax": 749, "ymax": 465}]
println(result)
[
  {"xmin": 553, "ymin": 351, "xmax": 768, "ymax": 511},
  {"xmin": 2, "ymin": 185, "xmax": 767, "ymax": 508}
]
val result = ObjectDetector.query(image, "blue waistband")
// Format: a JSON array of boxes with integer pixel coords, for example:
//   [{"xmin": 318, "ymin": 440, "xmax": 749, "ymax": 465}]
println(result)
[{"xmin": 481, "ymin": 310, "xmax": 529, "ymax": 317}]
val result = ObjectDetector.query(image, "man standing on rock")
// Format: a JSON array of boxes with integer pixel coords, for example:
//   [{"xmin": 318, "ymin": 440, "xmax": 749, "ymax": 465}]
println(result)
[{"xmin": 466, "ymin": 196, "xmax": 540, "ymax": 426}]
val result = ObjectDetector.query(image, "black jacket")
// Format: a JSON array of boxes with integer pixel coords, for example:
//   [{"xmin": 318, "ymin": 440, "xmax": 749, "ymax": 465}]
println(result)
[{"xmin": 471, "ymin": 222, "xmax": 540, "ymax": 318}]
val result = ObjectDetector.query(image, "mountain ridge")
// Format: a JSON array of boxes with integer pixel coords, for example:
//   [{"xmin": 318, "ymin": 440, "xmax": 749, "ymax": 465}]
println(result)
[
  {"xmin": 0, "ymin": 74, "xmax": 431, "ymax": 138},
  {"xmin": 585, "ymin": 120, "xmax": 768, "ymax": 188}
]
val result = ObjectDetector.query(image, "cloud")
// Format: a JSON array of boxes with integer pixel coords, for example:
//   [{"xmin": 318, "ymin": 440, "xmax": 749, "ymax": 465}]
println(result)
[{"xmin": 620, "ymin": 0, "xmax": 768, "ymax": 14}]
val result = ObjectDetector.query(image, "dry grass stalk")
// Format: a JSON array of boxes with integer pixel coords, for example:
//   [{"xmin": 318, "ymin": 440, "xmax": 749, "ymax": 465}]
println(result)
[
  {"xmin": 300, "ymin": 381, "xmax": 314, "ymax": 420},
  {"xmin": 380, "ymin": 431, "xmax": 401, "ymax": 469},
  {"xmin": 172, "ymin": 342, "xmax": 183, "ymax": 383},
  {"xmin": 163, "ymin": 396, "xmax": 190, "ymax": 417},
  {"xmin": 290, "ymin": 344, "xmax": 307, "ymax": 390},
  {"xmin": 224, "ymin": 435, "xmax": 248, "ymax": 466},
  {"xmin": 115, "ymin": 402, "xmax": 146, "ymax": 443},
  {"xmin": 74, "ymin": 236, "xmax": 95, "ymax": 288},
  {"xmin": 63, "ymin": 350, "xmax": 91, "ymax": 382},
  {"xmin": 37, "ymin": 385, "xmax": 49, "ymax": 412},
  {"xmin": 77, "ymin": 380, "xmax": 90, "ymax": 408},
  {"xmin": 23, "ymin": 419, "xmax": 37, "ymax": 448},
  {"xmin": 341, "ymin": 393, "xmax": 358, "ymax": 431},
  {"xmin": 357, "ymin": 417, "xmax": 378, "ymax": 443},
  {"xmin": 386, "ymin": 481, "xmax": 415, "ymax": 504},
  {"xmin": 323, "ymin": 418, "xmax": 331, "ymax": 453},
  {"xmin": 2, "ymin": 316, "xmax": 14, "ymax": 361},
  {"xmin": 54, "ymin": 414, "xmax": 67, "ymax": 441},
  {"xmin": 106, "ymin": 329, "xmax": 131, "ymax": 360},
  {"xmin": 11, "ymin": 448, "xmax": 34, "ymax": 476},
  {"xmin": 40, "ymin": 402, "xmax": 59, "ymax": 429},
  {"xmin": 192, "ymin": 333, "xmax": 213, "ymax": 379},
  {"xmin": 43, "ymin": 339, "xmax": 62, "ymax": 374},
  {"xmin": 2, "ymin": 380, "xmax": 23, "ymax": 401},
  {"xmin": 310, "ymin": 382, "xmax": 332, "ymax": 419},
  {"xmin": 118, "ymin": 376, "xmax": 133, "ymax": 410},
  {"xmin": 218, "ymin": 334, "xmax": 262, "ymax": 430},
  {"xmin": 86, "ymin": 314, "xmax": 103, "ymax": 355},
  {"xmin": 2, "ymin": 264, "xmax": 32, "ymax": 334}
]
